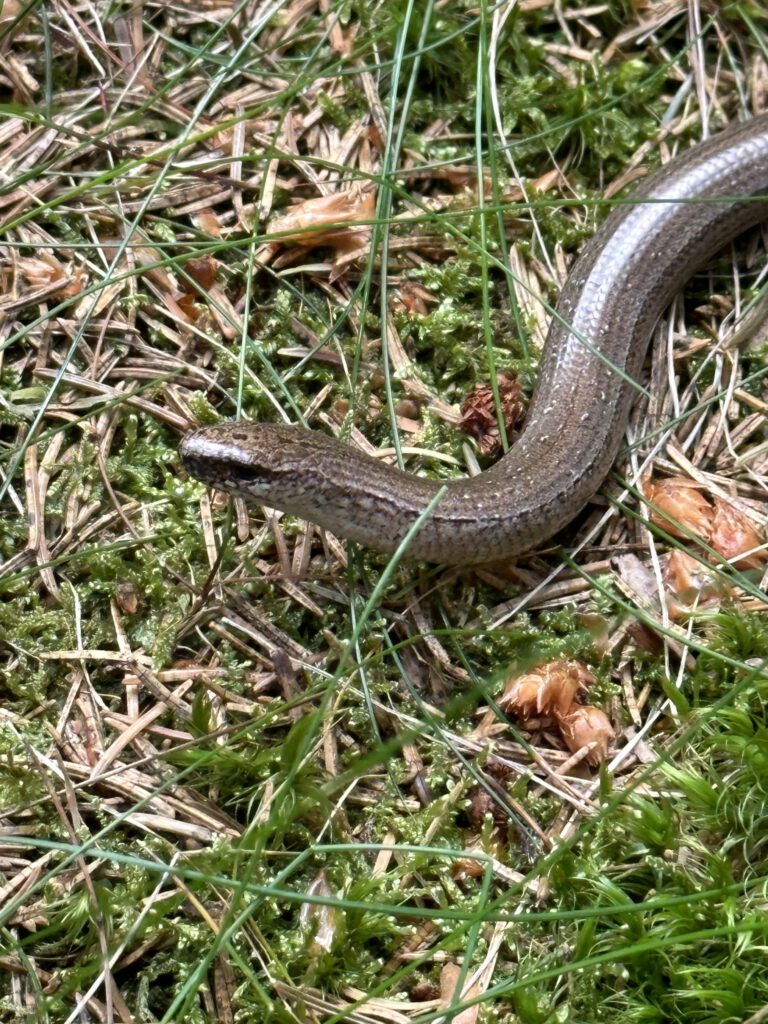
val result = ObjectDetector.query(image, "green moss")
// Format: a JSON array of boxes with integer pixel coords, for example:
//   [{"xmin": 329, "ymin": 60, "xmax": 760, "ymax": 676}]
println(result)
[{"xmin": 2, "ymin": 3, "xmax": 768, "ymax": 1022}]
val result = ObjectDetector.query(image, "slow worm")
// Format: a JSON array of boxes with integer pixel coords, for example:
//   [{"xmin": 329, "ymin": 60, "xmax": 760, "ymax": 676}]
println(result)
[{"xmin": 181, "ymin": 114, "xmax": 768, "ymax": 564}]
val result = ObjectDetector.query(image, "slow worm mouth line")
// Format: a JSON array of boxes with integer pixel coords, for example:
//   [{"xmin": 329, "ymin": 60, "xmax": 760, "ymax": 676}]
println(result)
[{"xmin": 181, "ymin": 115, "xmax": 768, "ymax": 565}]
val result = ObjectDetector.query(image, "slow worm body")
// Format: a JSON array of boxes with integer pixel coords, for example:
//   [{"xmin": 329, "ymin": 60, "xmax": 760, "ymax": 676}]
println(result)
[{"xmin": 181, "ymin": 114, "xmax": 768, "ymax": 564}]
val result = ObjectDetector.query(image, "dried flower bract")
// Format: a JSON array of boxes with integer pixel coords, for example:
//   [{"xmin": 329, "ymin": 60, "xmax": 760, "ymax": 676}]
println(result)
[
  {"xmin": 645, "ymin": 477, "xmax": 766, "ymax": 570},
  {"xmin": 644, "ymin": 476, "xmax": 714, "ymax": 541},
  {"xmin": 710, "ymin": 499, "xmax": 767, "ymax": 570},
  {"xmin": 500, "ymin": 660, "xmax": 593, "ymax": 720},
  {"xmin": 558, "ymin": 705, "xmax": 614, "ymax": 766}
]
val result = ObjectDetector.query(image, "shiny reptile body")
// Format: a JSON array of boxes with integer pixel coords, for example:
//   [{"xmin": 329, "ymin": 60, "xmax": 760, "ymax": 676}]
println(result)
[{"xmin": 181, "ymin": 114, "xmax": 768, "ymax": 564}]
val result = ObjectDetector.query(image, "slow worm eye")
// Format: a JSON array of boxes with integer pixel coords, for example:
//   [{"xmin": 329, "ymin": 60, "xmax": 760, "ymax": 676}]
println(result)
[{"xmin": 230, "ymin": 465, "xmax": 267, "ymax": 482}]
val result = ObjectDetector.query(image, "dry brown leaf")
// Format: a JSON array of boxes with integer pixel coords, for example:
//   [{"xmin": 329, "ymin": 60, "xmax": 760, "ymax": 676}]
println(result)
[
  {"xmin": 709, "ymin": 499, "xmax": 767, "ymax": 569},
  {"xmin": 268, "ymin": 187, "xmax": 376, "ymax": 258},
  {"xmin": 0, "ymin": 0, "xmax": 22, "ymax": 25},
  {"xmin": 557, "ymin": 705, "xmax": 614, "ymax": 766},
  {"xmin": 18, "ymin": 253, "xmax": 87, "ymax": 298},
  {"xmin": 392, "ymin": 281, "xmax": 438, "ymax": 316},
  {"xmin": 644, "ymin": 475, "xmax": 714, "ymax": 541},
  {"xmin": 184, "ymin": 256, "xmax": 218, "ymax": 292},
  {"xmin": 132, "ymin": 246, "xmax": 178, "ymax": 293},
  {"xmin": 439, "ymin": 963, "xmax": 482, "ymax": 1024},
  {"xmin": 452, "ymin": 856, "xmax": 487, "ymax": 880},
  {"xmin": 662, "ymin": 549, "xmax": 721, "ymax": 608},
  {"xmin": 193, "ymin": 208, "xmax": 223, "ymax": 236},
  {"xmin": 298, "ymin": 870, "xmax": 342, "ymax": 955}
]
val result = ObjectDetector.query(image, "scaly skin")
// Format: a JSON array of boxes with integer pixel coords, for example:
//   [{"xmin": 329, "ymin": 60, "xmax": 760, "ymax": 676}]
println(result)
[{"xmin": 181, "ymin": 114, "xmax": 768, "ymax": 564}]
